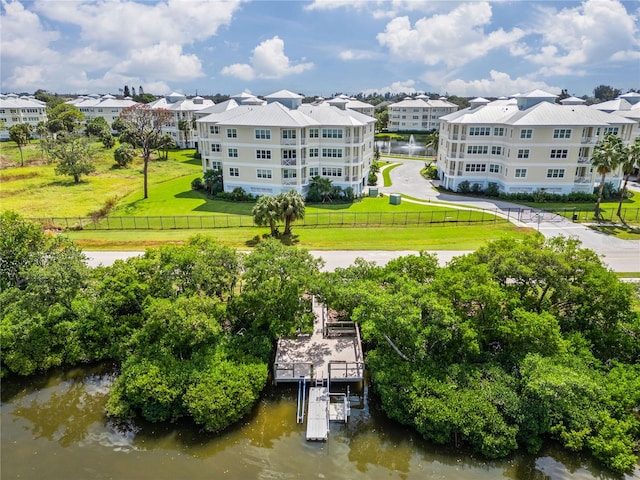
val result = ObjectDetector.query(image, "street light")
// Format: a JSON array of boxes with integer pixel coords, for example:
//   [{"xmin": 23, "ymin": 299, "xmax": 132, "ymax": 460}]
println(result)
[{"xmin": 534, "ymin": 213, "xmax": 542, "ymax": 232}]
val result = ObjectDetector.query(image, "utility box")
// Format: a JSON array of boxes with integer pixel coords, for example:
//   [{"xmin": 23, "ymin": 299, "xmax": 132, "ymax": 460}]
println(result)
[
  {"xmin": 389, "ymin": 194, "xmax": 401, "ymax": 205},
  {"xmin": 369, "ymin": 188, "xmax": 378, "ymax": 197}
]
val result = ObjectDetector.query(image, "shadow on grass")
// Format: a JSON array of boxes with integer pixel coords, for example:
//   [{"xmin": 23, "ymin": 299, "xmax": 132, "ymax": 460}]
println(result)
[
  {"xmin": 245, "ymin": 233, "xmax": 300, "ymax": 247},
  {"xmin": 589, "ymin": 224, "xmax": 640, "ymax": 239}
]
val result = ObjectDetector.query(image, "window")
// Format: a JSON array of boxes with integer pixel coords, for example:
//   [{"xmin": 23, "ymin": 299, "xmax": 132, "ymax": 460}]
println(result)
[
  {"xmin": 517, "ymin": 149, "xmax": 530, "ymax": 159},
  {"xmin": 282, "ymin": 129, "xmax": 296, "ymax": 139},
  {"xmin": 283, "ymin": 169, "xmax": 297, "ymax": 179},
  {"xmin": 546, "ymin": 168, "xmax": 565, "ymax": 178},
  {"xmin": 465, "ymin": 163, "xmax": 486, "ymax": 172},
  {"xmin": 309, "ymin": 148, "xmax": 319, "ymax": 158},
  {"xmin": 469, "ymin": 127, "xmax": 491, "ymax": 136},
  {"xmin": 309, "ymin": 167, "xmax": 319, "ymax": 177},
  {"xmin": 211, "ymin": 161, "xmax": 222, "ymax": 170},
  {"xmin": 255, "ymin": 129, "xmax": 271, "ymax": 140},
  {"xmin": 520, "ymin": 129, "xmax": 533, "ymax": 139},
  {"xmin": 466, "ymin": 145, "xmax": 488, "ymax": 155},
  {"xmin": 604, "ymin": 127, "xmax": 619, "ymax": 135},
  {"xmin": 553, "ymin": 128, "xmax": 571, "ymax": 139},
  {"xmin": 322, "ymin": 148, "xmax": 343, "ymax": 158},
  {"xmin": 209, "ymin": 125, "xmax": 219, "ymax": 134},
  {"xmin": 322, "ymin": 167, "xmax": 342, "ymax": 177},
  {"xmin": 493, "ymin": 127, "xmax": 505, "ymax": 136},
  {"xmin": 283, "ymin": 150, "xmax": 297, "ymax": 159},
  {"xmin": 229, "ymin": 167, "xmax": 239, "ymax": 177},
  {"xmin": 489, "ymin": 164, "xmax": 501, "ymax": 173},
  {"xmin": 322, "ymin": 128, "xmax": 342, "ymax": 139},
  {"xmin": 257, "ymin": 169, "xmax": 272, "ymax": 179},
  {"xmin": 550, "ymin": 149, "xmax": 568, "ymax": 159},
  {"xmin": 515, "ymin": 168, "xmax": 527, "ymax": 178},
  {"xmin": 211, "ymin": 144, "xmax": 221, "ymax": 152},
  {"xmin": 227, "ymin": 128, "xmax": 237, "ymax": 138},
  {"xmin": 491, "ymin": 146, "xmax": 503, "ymax": 155},
  {"xmin": 228, "ymin": 148, "xmax": 238, "ymax": 158},
  {"xmin": 256, "ymin": 149, "xmax": 271, "ymax": 159},
  {"xmin": 308, "ymin": 128, "xmax": 319, "ymax": 138}
]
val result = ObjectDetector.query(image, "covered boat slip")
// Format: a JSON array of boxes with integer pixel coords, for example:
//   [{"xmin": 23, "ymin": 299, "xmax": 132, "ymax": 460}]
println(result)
[{"xmin": 273, "ymin": 298, "xmax": 364, "ymax": 386}]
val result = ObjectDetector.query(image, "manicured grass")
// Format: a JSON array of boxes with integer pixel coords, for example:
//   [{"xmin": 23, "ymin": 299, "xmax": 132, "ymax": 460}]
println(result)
[
  {"xmin": 589, "ymin": 224, "xmax": 640, "ymax": 240},
  {"xmin": 381, "ymin": 163, "xmax": 401, "ymax": 187},
  {"xmin": 66, "ymin": 223, "xmax": 536, "ymax": 250},
  {"xmin": 616, "ymin": 272, "xmax": 640, "ymax": 278}
]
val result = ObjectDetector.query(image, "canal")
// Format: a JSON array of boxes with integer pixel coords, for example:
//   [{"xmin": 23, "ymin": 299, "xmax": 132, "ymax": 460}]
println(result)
[{"xmin": 2, "ymin": 365, "xmax": 638, "ymax": 480}]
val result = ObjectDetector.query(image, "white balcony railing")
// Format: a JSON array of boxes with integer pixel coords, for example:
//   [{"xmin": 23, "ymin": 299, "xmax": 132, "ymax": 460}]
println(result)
[
  {"xmin": 281, "ymin": 158, "xmax": 297, "ymax": 166},
  {"xmin": 577, "ymin": 157, "xmax": 590, "ymax": 164},
  {"xmin": 281, "ymin": 138, "xmax": 297, "ymax": 145},
  {"xmin": 574, "ymin": 177, "xmax": 593, "ymax": 184}
]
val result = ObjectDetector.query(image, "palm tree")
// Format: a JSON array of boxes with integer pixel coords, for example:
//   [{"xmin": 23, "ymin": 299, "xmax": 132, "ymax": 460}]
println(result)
[
  {"xmin": 35, "ymin": 121, "xmax": 49, "ymax": 160},
  {"xmin": 278, "ymin": 190, "xmax": 306, "ymax": 235},
  {"xmin": 309, "ymin": 176, "xmax": 333, "ymax": 203},
  {"xmin": 252, "ymin": 195, "xmax": 281, "ymax": 236},
  {"xmin": 591, "ymin": 134, "xmax": 624, "ymax": 219},
  {"xmin": 178, "ymin": 118, "xmax": 191, "ymax": 148},
  {"xmin": 425, "ymin": 130, "xmax": 440, "ymax": 157},
  {"xmin": 617, "ymin": 137, "xmax": 640, "ymax": 221}
]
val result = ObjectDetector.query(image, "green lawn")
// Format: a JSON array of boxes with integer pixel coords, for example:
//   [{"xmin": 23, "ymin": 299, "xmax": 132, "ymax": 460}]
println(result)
[{"xmin": 66, "ymin": 223, "xmax": 535, "ymax": 250}]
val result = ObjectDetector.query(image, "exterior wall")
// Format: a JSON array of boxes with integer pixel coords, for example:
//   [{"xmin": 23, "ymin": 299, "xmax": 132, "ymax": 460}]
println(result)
[
  {"xmin": 388, "ymin": 102, "xmax": 457, "ymax": 132},
  {"xmin": 0, "ymin": 96, "xmax": 47, "ymax": 140},
  {"xmin": 438, "ymin": 121, "xmax": 629, "ymax": 195},
  {"xmin": 198, "ymin": 118, "xmax": 375, "ymax": 197}
]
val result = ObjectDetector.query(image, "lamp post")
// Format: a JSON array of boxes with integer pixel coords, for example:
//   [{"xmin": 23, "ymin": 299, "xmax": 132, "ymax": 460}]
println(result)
[{"xmin": 534, "ymin": 212, "xmax": 542, "ymax": 232}]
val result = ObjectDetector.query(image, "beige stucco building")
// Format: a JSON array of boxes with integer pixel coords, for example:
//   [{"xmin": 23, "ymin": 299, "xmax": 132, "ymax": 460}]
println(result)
[
  {"xmin": 388, "ymin": 94, "xmax": 458, "ymax": 132},
  {"xmin": 0, "ymin": 94, "xmax": 47, "ymax": 139}
]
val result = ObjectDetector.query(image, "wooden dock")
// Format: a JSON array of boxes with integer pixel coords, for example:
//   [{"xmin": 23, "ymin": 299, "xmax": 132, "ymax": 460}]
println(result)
[
  {"xmin": 274, "ymin": 298, "xmax": 364, "ymax": 385},
  {"xmin": 306, "ymin": 387, "xmax": 330, "ymax": 441}
]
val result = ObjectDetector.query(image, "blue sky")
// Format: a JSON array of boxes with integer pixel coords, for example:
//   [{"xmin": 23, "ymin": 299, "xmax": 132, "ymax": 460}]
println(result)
[{"xmin": 1, "ymin": 0, "xmax": 639, "ymax": 98}]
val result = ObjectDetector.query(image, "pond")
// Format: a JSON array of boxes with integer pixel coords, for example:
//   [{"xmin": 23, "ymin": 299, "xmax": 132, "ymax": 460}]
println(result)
[{"xmin": 2, "ymin": 365, "xmax": 638, "ymax": 480}]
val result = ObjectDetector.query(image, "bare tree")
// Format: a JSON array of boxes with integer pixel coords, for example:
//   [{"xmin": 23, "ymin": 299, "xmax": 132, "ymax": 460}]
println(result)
[{"xmin": 118, "ymin": 105, "xmax": 172, "ymax": 199}]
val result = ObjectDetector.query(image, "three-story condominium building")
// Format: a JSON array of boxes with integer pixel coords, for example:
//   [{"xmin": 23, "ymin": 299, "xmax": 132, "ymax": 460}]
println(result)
[
  {"xmin": 437, "ymin": 90, "xmax": 636, "ymax": 194},
  {"xmin": 388, "ymin": 94, "xmax": 458, "ymax": 132},
  {"xmin": 149, "ymin": 92, "xmax": 214, "ymax": 148},
  {"xmin": 67, "ymin": 94, "xmax": 138, "ymax": 131},
  {"xmin": 0, "ymin": 94, "xmax": 47, "ymax": 139},
  {"xmin": 195, "ymin": 90, "xmax": 376, "ymax": 197}
]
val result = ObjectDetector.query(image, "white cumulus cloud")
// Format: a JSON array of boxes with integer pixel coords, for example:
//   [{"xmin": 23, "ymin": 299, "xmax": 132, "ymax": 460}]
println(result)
[
  {"xmin": 434, "ymin": 70, "xmax": 561, "ymax": 97},
  {"xmin": 359, "ymin": 80, "xmax": 417, "ymax": 96},
  {"xmin": 221, "ymin": 36, "xmax": 313, "ymax": 80},
  {"xmin": 377, "ymin": 2, "xmax": 525, "ymax": 67}
]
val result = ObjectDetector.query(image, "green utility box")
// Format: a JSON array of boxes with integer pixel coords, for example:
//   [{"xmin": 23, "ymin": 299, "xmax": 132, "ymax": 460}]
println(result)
[
  {"xmin": 369, "ymin": 188, "xmax": 378, "ymax": 197},
  {"xmin": 389, "ymin": 194, "xmax": 401, "ymax": 205}
]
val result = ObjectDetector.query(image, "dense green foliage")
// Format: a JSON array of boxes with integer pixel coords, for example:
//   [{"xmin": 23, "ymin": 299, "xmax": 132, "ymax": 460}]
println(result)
[
  {"xmin": 319, "ymin": 237, "xmax": 640, "ymax": 473},
  {"xmin": 0, "ymin": 214, "xmax": 320, "ymax": 433}
]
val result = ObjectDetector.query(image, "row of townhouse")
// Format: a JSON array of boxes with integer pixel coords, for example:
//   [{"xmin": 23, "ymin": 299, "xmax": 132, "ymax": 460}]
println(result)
[
  {"xmin": 195, "ymin": 90, "xmax": 377, "ymax": 197},
  {"xmin": 0, "ymin": 94, "xmax": 48, "ymax": 139},
  {"xmin": 436, "ymin": 90, "xmax": 639, "ymax": 195},
  {"xmin": 387, "ymin": 94, "xmax": 458, "ymax": 132}
]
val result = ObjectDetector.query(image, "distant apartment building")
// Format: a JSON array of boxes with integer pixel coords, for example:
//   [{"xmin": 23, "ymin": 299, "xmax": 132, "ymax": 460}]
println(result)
[
  {"xmin": 149, "ymin": 92, "xmax": 214, "ymax": 148},
  {"xmin": 388, "ymin": 94, "xmax": 458, "ymax": 132},
  {"xmin": 591, "ymin": 91, "xmax": 640, "ymax": 139},
  {"xmin": 0, "ymin": 94, "xmax": 47, "ymax": 139},
  {"xmin": 67, "ymin": 94, "xmax": 138, "ymax": 131},
  {"xmin": 195, "ymin": 90, "xmax": 377, "ymax": 197},
  {"xmin": 437, "ymin": 90, "xmax": 636, "ymax": 194}
]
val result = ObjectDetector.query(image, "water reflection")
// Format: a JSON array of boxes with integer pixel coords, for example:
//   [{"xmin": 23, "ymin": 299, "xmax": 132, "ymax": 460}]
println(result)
[{"xmin": 2, "ymin": 366, "xmax": 638, "ymax": 480}]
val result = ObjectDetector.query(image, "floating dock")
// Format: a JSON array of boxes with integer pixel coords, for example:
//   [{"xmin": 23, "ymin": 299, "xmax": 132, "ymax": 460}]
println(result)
[{"xmin": 306, "ymin": 387, "xmax": 330, "ymax": 441}]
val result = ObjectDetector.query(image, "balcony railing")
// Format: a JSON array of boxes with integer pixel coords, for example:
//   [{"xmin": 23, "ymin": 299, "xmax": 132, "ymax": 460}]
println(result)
[
  {"xmin": 577, "ymin": 157, "xmax": 590, "ymax": 164},
  {"xmin": 281, "ymin": 138, "xmax": 297, "ymax": 145},
  {"xmin": 581, "ymin": 137, "xmax": 597, "ymax": 144},
  {"xmin": 281, "ymin": 158, "xmax": 297, "ymax": 166},
  {"xmin": 574, "ymin": 177, "xmax": 593, "ymax": 184},
  {"xmin": 282, "ymin": 179, "xmax": 297, "ymax": 185}
]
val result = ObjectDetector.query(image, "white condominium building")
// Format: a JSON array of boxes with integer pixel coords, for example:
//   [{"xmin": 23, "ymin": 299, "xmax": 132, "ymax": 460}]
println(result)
[
  {"xmin": 437, "ymin": 90, "xmax": 636, "ymax": 194},
  {"xmin": 388, "ymin": 94, "xmax": 458, "ymax": 132},
  {"xmin": 195, "ymin": 90, "xmax": 377, "ymax": 196},
  {"xmin": 67, "ymin": 94, "xmax": 138, "ymax": 131},
  {"xmin": 0, "ymin": 94, "xmax": 47, "ymax": 139},
  {"xmin": 149, "ymin": 92, "xmax": 214, "ymax": 148}
]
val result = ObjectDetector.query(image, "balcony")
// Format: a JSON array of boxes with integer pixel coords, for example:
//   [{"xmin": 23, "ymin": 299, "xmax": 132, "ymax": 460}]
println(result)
[
  {"xmin": 281, "ymin": 158, "xmax": 297, "ymax": 166},
  {"xmin": 281, "ymin": 138, "xmax": 297, "ymax": 145},
  {"xmin": 581, "ymin": 137, "xmax": 597, "ymax": 144},
  {"xmin": 282, "ymin": 179, "xmax": 297, "ymax": 186},
  {"xmin": 574, "ymin": 177, "xmax": 593, "ymax": 184},
  {"xmin": 577, "ymin": 157, "xmax": 591, "ymax": 164}
]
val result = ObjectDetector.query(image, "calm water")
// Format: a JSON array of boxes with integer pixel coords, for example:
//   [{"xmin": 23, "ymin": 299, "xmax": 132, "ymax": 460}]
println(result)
[{"xmin": 2, "ymin": 365, "xmax": 638, "ymax": 480}]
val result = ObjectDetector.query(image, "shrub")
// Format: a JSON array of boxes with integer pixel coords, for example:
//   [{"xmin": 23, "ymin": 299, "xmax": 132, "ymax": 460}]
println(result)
[
  {"xmin": 216, "ymin": 187, "xmax": 254, "ymax": 202},
  {"xmin": 191, "ymin": 177, "xmax": 203, "ymax": 190},
  {"xmin": 457, "ymin": 180, "xmax": 471, "ymax": 194},
  {"xmin": 368, "ymin": 172, "xmax": 378, "ymax": 186},
  {"xmin": 471, "ymin": 183, "xmax": 482, "ymax": 194},
  {"xmin": 485, "ymin": 182, "xmax": 500, "ymax": 197}
]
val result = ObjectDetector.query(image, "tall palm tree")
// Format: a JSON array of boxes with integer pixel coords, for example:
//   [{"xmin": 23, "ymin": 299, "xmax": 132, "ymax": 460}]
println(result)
[
  {"xmin": 35, "ymin": 121, "xmax": 49, "ymax": 160},
  {"xmin": 278, "ymin": 190, "xmax": 306, "ymax": 235},
  {"xmin": 617, "ymin": 137, "xmax": 640, "ymax": 221},
  {"xmin": 178, "ymin": 118, "xmax": 191, "ymax": 148},
  {"xmin": 591, "ymin": 133, "xmax": 624, "ymax": 219},
  {"xmin": 425, "ymin": 130, "xmax": 440, "ymax": 157},
  {"xmin": 252, "ymin": 195, "xmax": 281, "ymax": 236}
]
